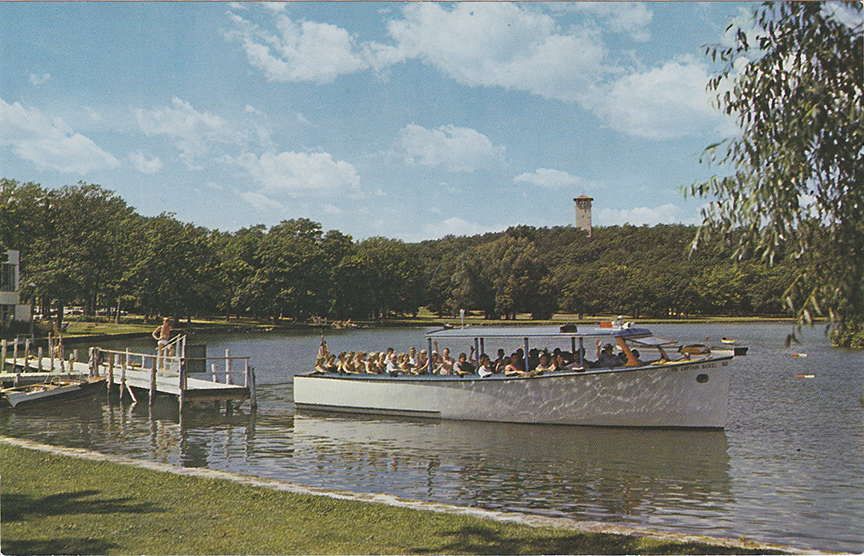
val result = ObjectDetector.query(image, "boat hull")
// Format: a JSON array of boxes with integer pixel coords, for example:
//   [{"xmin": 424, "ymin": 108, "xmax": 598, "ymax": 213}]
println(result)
[
  {"xmin": 294, "ymin": 357, "xmax": 732, "ymax": 429},
  {"xmin": 2, "ymin": 377, "xmax": 105, "ymax": 409}
]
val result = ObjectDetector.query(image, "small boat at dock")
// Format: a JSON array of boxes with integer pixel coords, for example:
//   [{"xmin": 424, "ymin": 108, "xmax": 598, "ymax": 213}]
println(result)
[
  {"xmin": 294, "ymin": 322, "xmax": 737, "ymax": 429},
  {"xmin": 1, "ymin": 376, "xmax": 105, "ymax": 409}
]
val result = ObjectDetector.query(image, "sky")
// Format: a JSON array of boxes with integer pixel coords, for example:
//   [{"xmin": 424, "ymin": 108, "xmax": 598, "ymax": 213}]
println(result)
[{"xmin": 1, "ymin": 1, "xmax": 762, "ymax": 242}]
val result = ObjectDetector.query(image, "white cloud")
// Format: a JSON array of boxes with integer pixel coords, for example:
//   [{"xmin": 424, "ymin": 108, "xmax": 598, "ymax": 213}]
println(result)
[
  {"xmin": 514, "ymin": 168, "xmax": 597, "ymax": 190},
  {"xmin": 227, "ymin": 12, "xmax": 368, "ymax": 84},
  {"xmin": 564, "ymin": 2, "xmax": 653, "ymax": 41},
  {"xmin": 597, "ymin": 203, "xmax": 700, "ymax": 226},
  {"xmin": 227, "ymin": 4, "xmax": 610, "ymax": 102},
  {"xmin": 240, "ymin": 191, "xmax": 284, "ymax": 211},
  {"xmin": 593, "ymin": 55, "xmax": 733, "ymax": 140},
  {"xmin": 321, "ymin": 203, "xmax": 344, "ymax": 215},
  {"xmin": 0, "ymin": 97, "xmax": 120, "ymax": 174},
  {"xmin": 400, "ymin": 216, "xmax": 506, "ymax": 242},
  {"xmin": 399, "ymin": 124, "xmax": 505, "ymax": 172},
  {"xmin": 29, "ymin": 73, "xmax": 51, "ymax": 86},
  {"xmin": 129, "ymin": 151, "xmax": 163, "ymax": 174},
  {"xmin": 381, "ymin": 3, "xmax": 608, "ymax": 103},
  {"xmin": 230, "ymin": 150, "xmax": 360, "ymax": 197},
  {"xmin": 136, "ymin": 97, "xmax": 234, "ymax": 169}
]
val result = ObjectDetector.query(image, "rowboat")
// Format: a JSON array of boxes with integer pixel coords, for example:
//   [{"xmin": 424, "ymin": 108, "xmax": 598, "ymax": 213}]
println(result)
[
  {"xmin": 293, "ymin": 322, "xmax": 735, "ymax": 429},
  {"xmin": 1, "ymin": 376, "xmax": 105, "ymax": 409}
]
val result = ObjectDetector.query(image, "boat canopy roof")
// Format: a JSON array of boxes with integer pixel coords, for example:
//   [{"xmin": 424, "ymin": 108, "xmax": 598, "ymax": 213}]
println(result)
[{"xmin": 425, "ymin": 324, "xmax": 653, "ymax": 340}]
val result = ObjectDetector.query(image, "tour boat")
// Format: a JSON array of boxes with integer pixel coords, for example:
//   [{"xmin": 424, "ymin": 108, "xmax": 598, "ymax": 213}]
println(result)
[
  {"xmin": 293, "ymin": 321, "xmax": 736, "ymax": 429},
  {"xmin": 1, "ymin": 376, "xmax": 105, "ymax": 409}
]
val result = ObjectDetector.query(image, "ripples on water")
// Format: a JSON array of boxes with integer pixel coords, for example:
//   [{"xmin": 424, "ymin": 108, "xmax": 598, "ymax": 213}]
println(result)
[{"xmin": 1, "ymin": 323, "xmax": 862, "ymax": 553}]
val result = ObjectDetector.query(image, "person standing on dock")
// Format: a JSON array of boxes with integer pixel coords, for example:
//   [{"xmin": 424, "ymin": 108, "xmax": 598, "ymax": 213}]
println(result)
[{"xmin": 152, "ymin": 317, "xmax": 175, "ymax": 367}]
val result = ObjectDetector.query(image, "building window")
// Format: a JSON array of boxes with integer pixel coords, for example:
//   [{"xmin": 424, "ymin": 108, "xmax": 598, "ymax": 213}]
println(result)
[
  {"xmin": 0, "ymin": 304, "xmax": 13, "ymax": 324},
  {"xmin": 0, "ymin": 264, "xmax": 15, "ymax": 292}
]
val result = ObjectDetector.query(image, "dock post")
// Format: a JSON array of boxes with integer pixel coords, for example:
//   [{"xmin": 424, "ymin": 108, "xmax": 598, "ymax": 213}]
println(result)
[
  {"xmin": 38, "ymin": 347, "xmax": 43, "ymax": 371},
  {"xmin": 248, "ymin": 363, "xmax": 257, "ymax": 410},
  {"xmin": 107, "ymin": 353, "xmax": 115, "ymax": 395},
  {"xmin": 12, "ymin": 340, "xmax": 18, "ymax": 371},
  {"xmin": 178, "ymin": 362, "xmax": 186, "ymax": 413},
  {"xmin": 225, "ymin": 349, "xmax": 232, "ymax": 385},
  {"xmin": 149, "ymin": 356, "xmax": 157, "ymax": 406},
  {"xmin": 1, "ymin": 339, "xmax": 6, "ymax": 372},
  {"xmin": 24, "ymin": 339, "xmax": 31, "ymax": 370},
  {"xmin": 121, "ymin": 349, "xmax": 128, "ymax": 400}
]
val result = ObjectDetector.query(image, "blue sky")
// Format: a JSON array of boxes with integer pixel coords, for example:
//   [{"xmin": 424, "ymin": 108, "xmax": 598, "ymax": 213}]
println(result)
[{"xmin": 1, "ymin": 2, "xmax": 757, "ymax": 241}]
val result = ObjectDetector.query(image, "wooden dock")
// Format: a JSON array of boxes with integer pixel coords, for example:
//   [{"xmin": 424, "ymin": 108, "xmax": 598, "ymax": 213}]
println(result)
[{"xmin": 2, "ymin": 335, "xmax": 256, "ymax": 411}]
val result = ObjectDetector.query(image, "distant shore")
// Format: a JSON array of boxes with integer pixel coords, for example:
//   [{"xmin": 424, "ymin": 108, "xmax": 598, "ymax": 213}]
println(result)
[{"xmin": 40, "ymin": 312, "xmax": 804, "ymax": 346}]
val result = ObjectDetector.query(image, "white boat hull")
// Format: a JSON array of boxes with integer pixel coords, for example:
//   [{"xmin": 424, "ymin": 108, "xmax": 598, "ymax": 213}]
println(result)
[
  {"xmin": 2, "ymin": 378, "xmax": 104, "ymax": 408},
  {"xmin": 294, "ymin": 357, "xmax": 732, "ymax": 429}
]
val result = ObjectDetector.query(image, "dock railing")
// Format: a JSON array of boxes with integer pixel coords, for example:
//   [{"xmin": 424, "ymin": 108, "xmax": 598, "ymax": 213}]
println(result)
[
  {"xmin": 2, "ymin": 336, "xmax": 83, "ymax": 374},
  {"xmin": 89, "ymin": 337, "xmax": 256, "ymax": 410}
]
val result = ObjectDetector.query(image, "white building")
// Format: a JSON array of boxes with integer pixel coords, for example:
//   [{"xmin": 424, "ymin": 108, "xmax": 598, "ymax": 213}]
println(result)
[
  {"xmin": 0, "ymin": 250, "xmax": 31, "ymax": 326},
  {"xmin": 574, "ymin": 195, "xmax": 593, "ymax": 237}
]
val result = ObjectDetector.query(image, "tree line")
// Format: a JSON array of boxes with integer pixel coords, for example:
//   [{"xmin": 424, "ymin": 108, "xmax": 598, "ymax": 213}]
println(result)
[{"xmin": 1, "ymin": 178, "xmax": 798, "ymax": 329}]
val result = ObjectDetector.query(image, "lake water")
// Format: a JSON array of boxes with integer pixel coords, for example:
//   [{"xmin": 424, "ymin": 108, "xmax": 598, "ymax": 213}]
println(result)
[{"xmin": 2, "ymin": 323, "xmax": 862, "ymax": 553}]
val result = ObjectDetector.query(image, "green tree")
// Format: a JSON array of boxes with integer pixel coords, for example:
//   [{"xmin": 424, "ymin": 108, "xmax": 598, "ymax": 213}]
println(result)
[
  {"xmin": 122, "ymin": 214, "xmax": 220, "ymax": 323},
  {"xmin": 6, "ymin": 182, "xmax": 137, "ymax": 328},
  {"xmin": 358, "ymin": 237, "xmax": 424, "ymax": 318},
  {"xmin": 690, "ymin": 1, "xmax": 863, "ymax": 345}
]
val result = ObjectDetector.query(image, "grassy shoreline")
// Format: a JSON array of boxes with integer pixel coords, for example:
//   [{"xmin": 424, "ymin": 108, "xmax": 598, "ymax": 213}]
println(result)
[{"xmin": 1, "ymin": 438, "xmax": 791, "ymax": 555}]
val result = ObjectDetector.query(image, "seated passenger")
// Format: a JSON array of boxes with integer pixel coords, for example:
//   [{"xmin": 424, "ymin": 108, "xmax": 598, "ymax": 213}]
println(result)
[
  {"xmin": 399, "ymin": 353, "xmax": 415, "ymax": 374},
  {"xmin": 477, "ymin": 354, "xmax": 494, "ymax": 377},
  {"xmin": 342, "ymin": 356, "xmax": 358, "ymax": 374},
  {"xmin": 595, "ymin": 342, "xmax": 622, "ymax": 368},
  {"xmin": 553, "ymin": 352, "xmax": 568, "ymax": 371},
  {"xmin": 511, "ymin": 349, "xmax": 526, "ymax": 372},
  {"xmin": 534, "ymin": 353, "xmax": 553, "ymax": 374},
  {"xmin": 429, "ymin": 351, "xmax": 443, "ymax": 374},
  {"xmin": 503, "ymin": 357, "xmax": 523, "ymax": 377},
  {"xmin": 355, "ymin": 351, "xmax": 368, "ymax": 372},
  {"xmin": 365, "ymin": 352, "xmax": 383, "ymax": 374},
  {"xmin": 325, "ymin": 354, "xmax": 339, "ymax": 373},
  {"xmin": 439, "ymin": 347, "xmax": 455, "ymax": 375},
  {"xmin": 527, "ymin": 348, "xmax": 540, "ymax": 371},
  {"xmin": 415, "ymin": 349, "xmax": 429, "ymax": 374},
  {"xmin": 454, "ymin": 348, "xmax": 476, "ymax": 376},
  {"xmin": 374, "ymin": 352, "xmax": 389, "ymax": 374},
  {"xmin": 493, "ymin": 349, "xmax": 507, "ymax": 373},
  {"xmin": 385, "ymin": 352, "xmax": 400, "ymax": 374},
  {"xmin": 335, "ymin": 352, "xmax": 348, "ymax": 373},
  {"xmin": 314, "ymin": 356, "xmax": 328, "ymax": 373}
]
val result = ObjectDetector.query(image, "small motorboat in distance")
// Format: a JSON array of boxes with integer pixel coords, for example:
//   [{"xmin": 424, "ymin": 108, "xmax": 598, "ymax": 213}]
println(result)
[
  {"xmin": 293, "ymin": 322, "xmax": 738, "ymax": 429},
  {"xmin": 721, "ymin": 337, "xmax": 738, "ymax": 345},
  {"xmin": 1, "ymin": 376, "xmax": 105, "ymax": 409}
]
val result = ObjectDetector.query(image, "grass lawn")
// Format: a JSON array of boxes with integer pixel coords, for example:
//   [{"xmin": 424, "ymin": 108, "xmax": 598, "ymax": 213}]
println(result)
[{"xmin": 0, "ymin": 441, "xmax": 785, "ymax": 555}]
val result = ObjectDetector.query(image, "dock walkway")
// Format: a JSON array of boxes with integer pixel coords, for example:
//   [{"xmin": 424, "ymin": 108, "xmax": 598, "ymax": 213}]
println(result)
[{"xmin": 2, "ymin": 335, "xmax": 256, "ymax": 410}]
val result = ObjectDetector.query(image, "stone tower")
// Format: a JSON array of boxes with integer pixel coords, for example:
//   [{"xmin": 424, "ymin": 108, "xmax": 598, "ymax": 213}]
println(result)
[{"xmin": 574, "ymin": 195, "xmax": 593, "ymax": 237}]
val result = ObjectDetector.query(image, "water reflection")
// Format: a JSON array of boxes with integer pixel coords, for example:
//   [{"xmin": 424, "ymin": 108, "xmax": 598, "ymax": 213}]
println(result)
[{"xmin": 292, "ymin": 412, "xmax": 731, "ymax": 524}]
